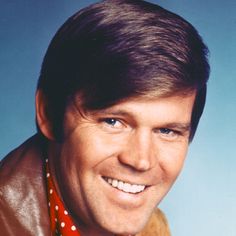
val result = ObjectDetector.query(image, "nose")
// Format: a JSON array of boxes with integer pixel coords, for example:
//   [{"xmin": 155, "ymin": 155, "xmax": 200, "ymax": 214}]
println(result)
[{"xmin": 118, "ymin": 129, "xmax": 157, "ymax": 171}]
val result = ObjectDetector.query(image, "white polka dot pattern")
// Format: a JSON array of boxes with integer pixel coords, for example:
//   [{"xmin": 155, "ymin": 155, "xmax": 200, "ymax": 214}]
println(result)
[{"xmin": 45, "ymin": 158, "xmax": 81, "ymax": 235}]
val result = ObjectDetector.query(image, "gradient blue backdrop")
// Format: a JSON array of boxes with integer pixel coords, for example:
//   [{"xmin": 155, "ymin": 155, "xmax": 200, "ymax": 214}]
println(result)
[{"xmin": 0, "ymin": 0, "xmax": 235, "ymax": 235}]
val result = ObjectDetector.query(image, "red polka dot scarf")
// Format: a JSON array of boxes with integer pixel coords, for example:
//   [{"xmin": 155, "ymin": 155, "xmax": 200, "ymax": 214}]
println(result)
[{"xmin": 45, "ymin": 158, "xmax": 81, "ymax": 236}]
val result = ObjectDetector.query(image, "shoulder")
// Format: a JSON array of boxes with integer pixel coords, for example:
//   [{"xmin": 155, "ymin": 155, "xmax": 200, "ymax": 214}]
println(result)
[
  {"xmin": 0, "ymin": 135, "xmax": 44, "ymax": 188},
  {"xmin": 0, "ymin": 135, "xmax": 43, "ymax": 171},
  {"xmin": 0, "ymin": 135, "xmax": 50, "ymax": 235},
  {"xmin": 138, "ymin": 208, "xmax": 171, "ymax": 236}
]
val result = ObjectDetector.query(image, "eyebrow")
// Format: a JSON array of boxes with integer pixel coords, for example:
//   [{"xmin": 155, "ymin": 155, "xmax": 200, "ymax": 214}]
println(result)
[{"xmin": 89, "ymin": 108, "xmax": 131, "ymax": 117}]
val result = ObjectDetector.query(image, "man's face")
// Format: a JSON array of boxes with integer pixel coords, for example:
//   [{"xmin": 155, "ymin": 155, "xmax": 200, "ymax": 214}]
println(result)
[{"xmin": 51, "ymin": 93, "xmax": 196, "ymax": 235}]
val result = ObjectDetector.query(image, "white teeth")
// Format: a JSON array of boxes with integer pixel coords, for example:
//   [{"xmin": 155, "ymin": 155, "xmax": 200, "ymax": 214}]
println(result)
[
  {"xmin": 111, "ymin": 179, "xmax": 118, "ymax": 187},
  {"xmin": 117, "ymin": 181, "xmax": 124, "ymax": 190},
  {"xmin": 123, "ymin": 183, "xmax": 131, "ymax": 192},
  {"xmin": 106, "ymin": 178, "xmax": 146, "ymax": 194}
]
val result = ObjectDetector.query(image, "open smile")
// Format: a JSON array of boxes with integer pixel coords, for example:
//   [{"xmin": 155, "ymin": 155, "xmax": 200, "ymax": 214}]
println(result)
[{"xmin": 103, "ymin": 177, "xmax": 147, "ymax": 194}]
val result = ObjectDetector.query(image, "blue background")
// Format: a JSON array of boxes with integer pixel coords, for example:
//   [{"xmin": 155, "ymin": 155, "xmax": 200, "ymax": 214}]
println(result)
[{"xmin": 0, "ymin": 0, "xmax": 235, "ymax": 235}]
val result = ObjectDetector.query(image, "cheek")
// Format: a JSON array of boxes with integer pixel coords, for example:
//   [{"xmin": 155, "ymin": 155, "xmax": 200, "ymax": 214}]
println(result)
[
  {"xmin": 63, "ymin": 130, "xmax": 126, "ymax": 170},
  {"xmin": 158, "ymin": 142, "xmax": 188, "ymax": 182}
]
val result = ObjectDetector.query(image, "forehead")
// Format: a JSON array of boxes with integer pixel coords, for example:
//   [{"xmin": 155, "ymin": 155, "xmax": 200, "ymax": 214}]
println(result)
[{"xmin": 89, "ymin": 91, "xmax": 195, "ymax": 110}]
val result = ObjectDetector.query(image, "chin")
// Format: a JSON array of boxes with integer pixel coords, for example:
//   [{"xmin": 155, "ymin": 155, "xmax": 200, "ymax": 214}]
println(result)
[
  {"xmin": 106, "ymin": 226, "xmax": 143, "ymax": 236},
  {"xmin": 97, "ymin": 213, "xmax": 150, "ymax": 236}
]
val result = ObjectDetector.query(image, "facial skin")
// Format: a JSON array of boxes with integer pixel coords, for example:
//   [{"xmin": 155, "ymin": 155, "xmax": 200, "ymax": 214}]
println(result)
[{"xmin": 47, "ymin": 93, "xmax": 196, "ymax": 236}]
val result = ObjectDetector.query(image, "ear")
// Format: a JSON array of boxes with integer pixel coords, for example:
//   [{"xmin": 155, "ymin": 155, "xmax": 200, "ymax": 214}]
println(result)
[{"xmin": 35, "ymin": 89, "xmax": 55, "ymax": 140}]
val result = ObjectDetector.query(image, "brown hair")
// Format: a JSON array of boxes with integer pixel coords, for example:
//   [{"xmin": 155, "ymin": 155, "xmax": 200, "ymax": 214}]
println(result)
[{"xmin": 37, "ymin": 0, "xmax": 210, "ymax": 141}]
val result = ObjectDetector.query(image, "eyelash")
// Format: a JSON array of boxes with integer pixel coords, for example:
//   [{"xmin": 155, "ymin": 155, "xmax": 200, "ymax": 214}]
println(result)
[
  {"xmin": 160, "ymin": 128, "xmax": 174, "ymax": 134},
  {"xmin": 158, "ymin": 128, "xmax": 182, "ymax": 138},
  {"xmin": 100, "ymin": 118, "xmax": 124, "ymax": 129},
  {"xmin": 103, "ymin": 118, "xmax": 118, "ymax": 126}
]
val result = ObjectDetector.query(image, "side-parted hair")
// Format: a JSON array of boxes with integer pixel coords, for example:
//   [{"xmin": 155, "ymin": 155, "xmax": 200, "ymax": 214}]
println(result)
[{"xmin": 37, "ymin": 0, "xmax": 210, "ymax": 141}]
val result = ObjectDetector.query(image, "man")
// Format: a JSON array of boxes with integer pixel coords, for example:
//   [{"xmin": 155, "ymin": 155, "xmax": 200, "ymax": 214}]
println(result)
[{"xmin": 0, "ymin": 0, "xmax": 210, "ymax": 235}]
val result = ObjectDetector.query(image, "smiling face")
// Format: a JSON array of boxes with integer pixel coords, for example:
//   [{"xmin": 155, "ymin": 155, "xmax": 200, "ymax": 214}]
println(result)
[{"xmin": 48, "ymin": 93, "xmax": 196, "ymax": 236}]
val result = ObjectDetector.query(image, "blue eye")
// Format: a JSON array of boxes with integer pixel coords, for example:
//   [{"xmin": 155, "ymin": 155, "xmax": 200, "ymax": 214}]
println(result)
[
  {"xmin": 100, "ymin": 117, "xmax": 128, "ymax": 132},
  {"xmin": 159, "ymin": 128, "xmax": 172, "ymax": 134},
  {"xmin": 159, "ymin": 128, "xmax": 179, "ymax": 140},
  {"xmin": 104, "ymin": 118, "xmax": 118, "ymax": 126}
]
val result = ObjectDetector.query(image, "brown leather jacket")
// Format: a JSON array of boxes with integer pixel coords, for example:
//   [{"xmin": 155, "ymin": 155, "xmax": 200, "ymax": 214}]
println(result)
[{"xmin": 0, "ymin": 135, "xmax": 171, "ymax": 236}]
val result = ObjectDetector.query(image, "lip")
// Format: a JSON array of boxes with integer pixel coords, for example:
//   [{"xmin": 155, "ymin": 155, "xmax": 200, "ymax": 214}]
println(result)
[{"xmin": 100, "ymin": 176, "xmax": 150, "ymax": 209}]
